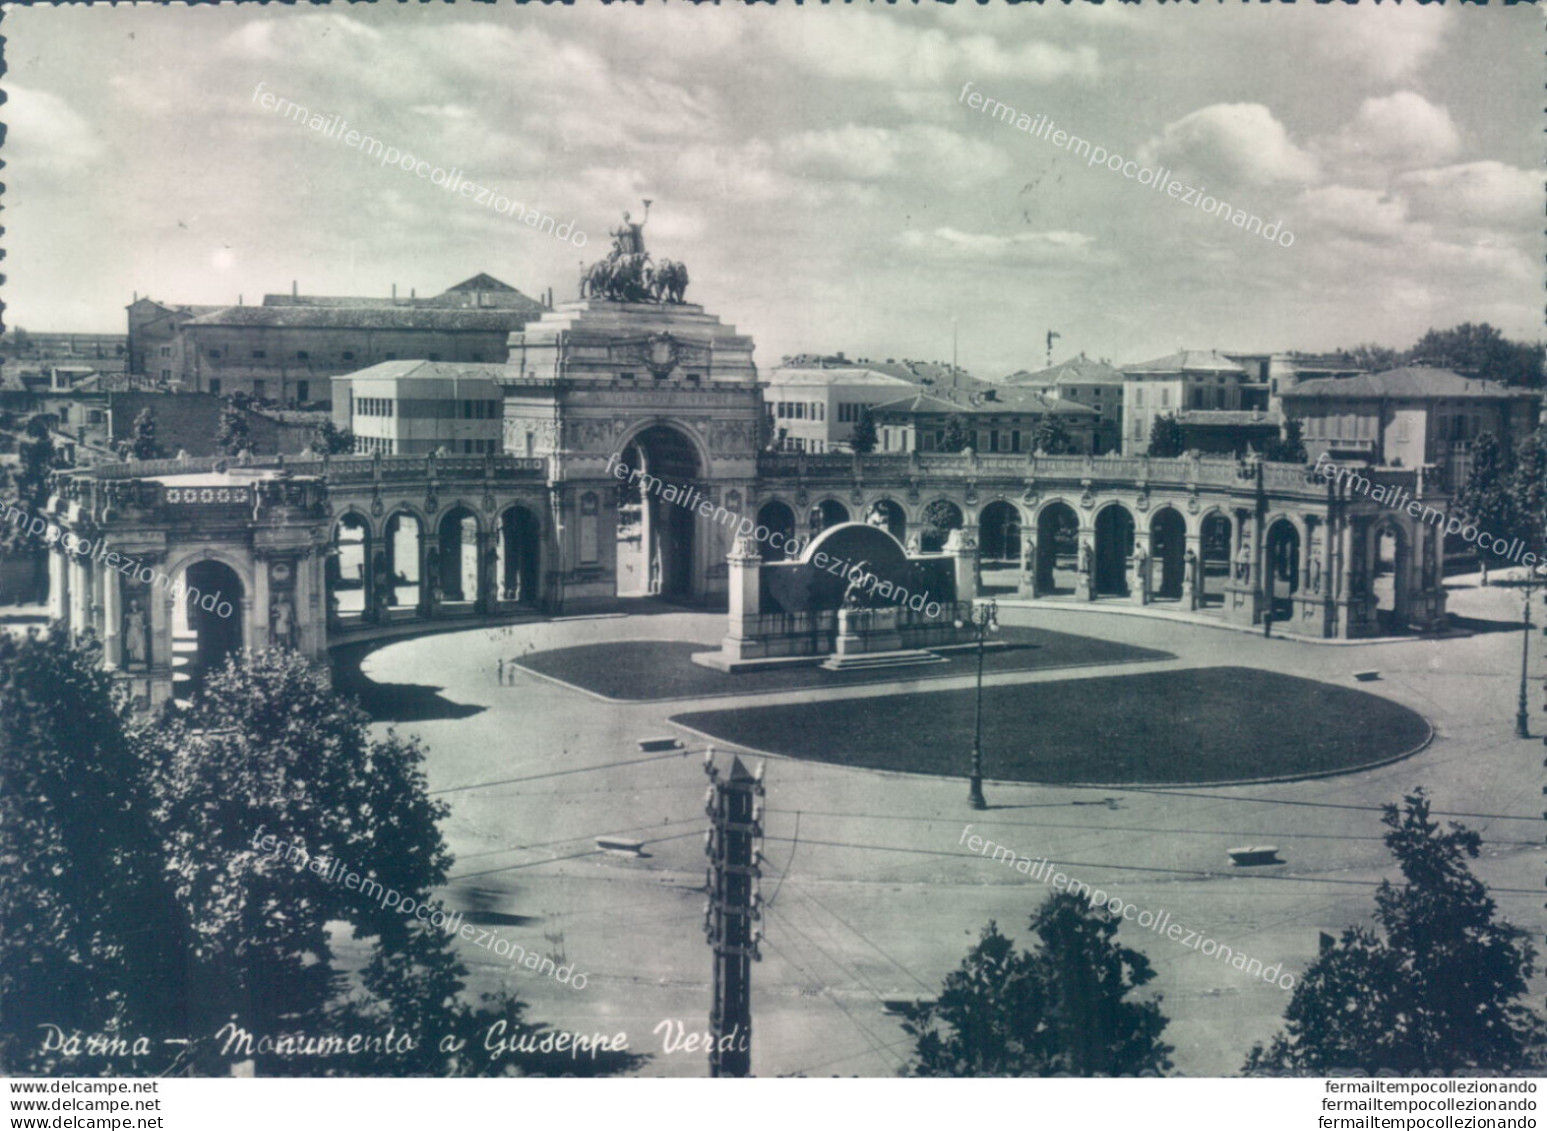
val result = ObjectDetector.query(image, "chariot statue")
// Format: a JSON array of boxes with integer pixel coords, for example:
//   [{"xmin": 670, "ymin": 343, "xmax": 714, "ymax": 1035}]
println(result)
[{"xmin": 579, "ymin": 200, "xmax": 691, "ymax": 304}]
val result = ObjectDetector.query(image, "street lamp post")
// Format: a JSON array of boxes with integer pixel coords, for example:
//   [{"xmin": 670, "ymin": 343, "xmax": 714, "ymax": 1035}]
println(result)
[
  {"xmin": 1515, "ymin": 568, "xmax": 1538, "ymax": 739},
  {"xmin": 957, "ymin": 598, "xmax": 999, "ymax": 810}
]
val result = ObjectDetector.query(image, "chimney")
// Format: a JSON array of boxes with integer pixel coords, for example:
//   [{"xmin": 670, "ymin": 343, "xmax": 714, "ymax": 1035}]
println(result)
[
  {"xmin": 411, "ymin": 288, "xmax": 416, "ymax": 299},
  {"xmin": 292, "ymin": 280, "xmax": 298, "ymax": 298},
  {"xmin": 238, "ymin": 294, "xmax": 244, "ymax": 306},
  {"xmin": 392, "ymin": 284, "xmax": 398, "ymax": 302}
]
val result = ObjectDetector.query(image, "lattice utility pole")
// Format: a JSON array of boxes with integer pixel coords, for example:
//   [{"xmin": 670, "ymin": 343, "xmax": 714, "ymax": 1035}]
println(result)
[{"xmin": 703, "ymin": 749, "xmax": 764, "ymax": 1078}]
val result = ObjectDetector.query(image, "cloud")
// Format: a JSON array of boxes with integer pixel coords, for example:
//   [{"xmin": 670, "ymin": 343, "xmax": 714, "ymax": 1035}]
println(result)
[
  {"xmin": 6, "ymin": 85, "xmax": 106, "ymax": 178},
  {"xmin": 898, "ymin": 227, "xmax": 1104, "ymax": 266},
  {"xmin": 778, "ymin": 124, "xmax": 1008, "ymax": 189},
  {"xmin": 1394, "ymin": 161, "xmax": 1541, "ymax": 229},
  {"xmin": 1300, "ymin": 3, "xmax": 1451, "ymax": 82},
  {"xmin": 1317, "ymin": 92, "xmax": 1460, "ymax": 174},
  {"xmin": 1294, "ymin": 185, "xmax": 1413, "ymax": 244},
  {"xmin": 761, "ymin": 14, "xmax": 1097, "ymax": 85},
  {"xmin": 1138, "ymin": 104, "xmax": 1317, "ymax": 189}
]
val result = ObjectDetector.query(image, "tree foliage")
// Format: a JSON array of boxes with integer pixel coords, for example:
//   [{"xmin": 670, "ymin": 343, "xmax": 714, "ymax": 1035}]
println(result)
[
  {"xmin": 1410, "ymin": 323, "xmax": 1542, "ymax": 389},
  {"xmin": 1147, "ymin": 414, "xmax": 1185, "ymax": 458},
  {"xmin": 1263, "ymin": 418, "xmax": 1307, "ymax": 464},
  {"xmin": 128, "ymin": 408, "xmax": 161, "ymax": 461},
  {"xmin": 1246, "ymin": 790, "xmax": 1547, "ymax": 1076},
  {"xmin": 940, "ymin": 414, "xmax": 972, "ymax": 454},
  {"xmin": 215, "ymin": 402, "xmax": 251, "ymax": 456},
  {"xmin": 312, "ymin": 420, "xmax": 355, "ymax": 456},
  {"xmin": 903, "ymin": 894, "xmax": 1172, "ymax": 1077},
  {"xmin": 848, "ymin": 409, "xmax": 878, "ymax": 456},
  {"xmin": 1032, "ymin": 415, "xmax": 1077, "ymax": 455},
  {"xmin": 0, "ymin": 639, "xmax": 644, "ymax": 1077},
  {"xmin": 1454, "ymin": 432, "xmax": 1519, "ymax": 563}
]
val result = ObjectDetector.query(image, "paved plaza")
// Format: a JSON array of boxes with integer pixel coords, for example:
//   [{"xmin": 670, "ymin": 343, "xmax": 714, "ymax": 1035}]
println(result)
[{"xmin": 335, "ymin": 575, "xmax": 1545, "ymax": 1076}]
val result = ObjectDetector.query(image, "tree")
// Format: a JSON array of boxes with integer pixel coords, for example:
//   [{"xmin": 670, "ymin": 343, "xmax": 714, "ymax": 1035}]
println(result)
[
  {"xmin": 848, "ymin": 409, "xmax": 878, "ymax": 456},
  {"xmin": 1454, "ymin": 431, "xmax": 1519, "ymax": 564},
  {"xmin": 312, "ymin": 419, "xmax": 355, "ymax": 456},
  {"xmin": 940, "ymin": 414, "xmax": 972, "ymax": 454},
  {"xmin": 1410, "ymin": 323, "xmax": 1542, "ymax": 389},
  {"xmin": 129, "ymin": 407, "xmax": 161, "ymax": 461},
  {"xmin": 3, "ymin": 639, "xmax": 644, "ymax": 1077},
  {"xmin": 920, "ymin": 499, "xmax": 963, "ymax": 552},
  {"xmin": 0, "ymin": 630, "xmax": 191, "ymax": 1075},
  {"xmin": 1246, "ymin": 790, "xmax": 1547, "ymax": 1076},
  {"xmin": 1263, "ymin": 418, "xmax": 1307, "ymax": 464},
  {"xmin": 1506, "ymin": 425, "xmax": 1547, "ymax": 565},
  {"xmin": 903, "ymin": 893, "xmax": 1172, "ymax": 1077},
  {"xmin": 1147, "ymin": 414, "xmax": 1185, "ymax": 458},
  {"xmin": 1031, "ymin": 415, "xmax": 1077, "ymax": 455},
  {"xmin": 215, "ymin": 402, "xmax": 251, "ymax": 456}
]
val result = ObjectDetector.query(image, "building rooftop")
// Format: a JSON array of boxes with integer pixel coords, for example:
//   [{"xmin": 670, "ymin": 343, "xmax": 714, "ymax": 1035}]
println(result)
[
  {"xmin": 871, "ymin": 387, "xmax": 1095, "ymax": 417},
  {"xmin": 187, "ymin": 305, "xmax": 532, "ymax": 331},
  {"xmin": 330, "ymin": 360, "xmax": 511, "ymax": 383},
  {"xmin": 1002, "ymin": 354, "xmax": 1125, "ymax": 387},
  {"xmin": 766, "ymin": 366, "xmax": 918, "ymax": 389},
  {"xmin": 1283, "ymin": 366, "xmax": 1529, "ymax": 400},
  {"xmin": 1122, "ymin": 350, "xmax": 1251, "ymax": 376}
]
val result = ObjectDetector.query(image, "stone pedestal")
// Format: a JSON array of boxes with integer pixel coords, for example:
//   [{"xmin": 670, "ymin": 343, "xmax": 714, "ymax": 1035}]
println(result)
[
  {"xmin": 833, "ymin": 606, "xmax": 904, "ymax": 657},
  {"xmin": 945, "ymin": 529, "xmax": 978, "ymax": 603}
]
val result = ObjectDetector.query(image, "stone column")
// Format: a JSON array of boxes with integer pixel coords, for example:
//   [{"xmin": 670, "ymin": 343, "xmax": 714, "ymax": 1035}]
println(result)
[
  {"xmin": 68, "ymin": 556, "xmax": 89, "ymax": 639},
  {"xmin": 297, "ymin": 548, "xmax": 322, "ymax": 659},
  {"xmin": 103, "ymin": 563, "xmax": 122, "ymax": 670},
  {"xmin": 149, "ymin": 558, "xmax": 171, "ymax": 688},
  {"xmin": 945, "ymin": 527, "xmax": 978, "ymax": 605},
  {"xmin": 49, "ymin": 548, "xmax": 69, "ymax": 621},
  {"xmin": 252, "ymin": 556, "xmax": 271, "ymax": 651},
  {"xmin": 1184, "ymin": 534, "xmax": 1202, "ymax": 611},
  {"xmin": 1075, "ymin": 522, "xmax": 1095, "ymax": 602},
  {"xmin": 720, "ymin": 535, "xmax": 765, "ymax": 663}
]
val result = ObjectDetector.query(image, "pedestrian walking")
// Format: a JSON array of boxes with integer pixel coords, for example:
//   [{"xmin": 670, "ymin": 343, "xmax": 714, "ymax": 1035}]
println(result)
[{"xmin": 497, "ymin": 658, "xmax": 505, "ymax": 683}]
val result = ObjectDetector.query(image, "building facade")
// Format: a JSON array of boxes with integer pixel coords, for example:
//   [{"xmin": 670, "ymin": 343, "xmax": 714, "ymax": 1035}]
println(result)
[
  {"xmin": 1001, "ymin": 354, "xmax": 1124, "ymax": 454},
  {"xmin": 1121, "ymin": 350, "xmax": 1253, "ymax": 455},
  {"xmin": 1280, "ymin": 367, "xmax": 1542, "ymax": 490},
  {"xmin": 872, "ymin": 387, "xmax": 1098, "ymax": 455},
  {"xmin": 762, "ymin": 366, "xmax": 917, "ymax": 453},
  {"xmin": 332, "ymin": 362, "xmax": 505, "ymax": 456}
]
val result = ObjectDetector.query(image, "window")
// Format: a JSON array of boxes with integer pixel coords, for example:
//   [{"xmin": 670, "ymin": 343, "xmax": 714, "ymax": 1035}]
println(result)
[
  {"xmin": 1011, "ymin": 430, "xmax": 1021, "ymax": 453},
  {"xmin": 296, "ymin": 381, "xmax": 309, "ymax": 402},
  {"xmin": 208, "ymin": 349, "xmax": 221, "ymax": 360},
  {"xmin": 620, "ymin": 371, "xmax": 637, "ymax": 381},
  {"xmin": 1133, "ymin": 388, "xmax": 1144, "ymax": 408},
  {"xmin": 342, "ymin": 351, "xmax": 356, "ymax": 362},
  {"xmin": 160, "ymin": 369, "xmax": 171, "ymax": 382},
  {"xmin": 159, "ymin": 347, "xmax": 171, "ymax": 358},
  {"xmin": 384, "ymin": 353, "xmax": 397, "ymax": 361},
  {"xmin": 686, "ymin": 372, "xmax": 702, "ymax": 382},
  {"xmin": 429, "ymin": 353, "xmax": 442, "ymax": 362},
  {"xmin": 253, "ymin": 380, "xmax": 267, "ymax": 399},
  {"xmin": 816, "ymin": 403, "xmax": 825, "ymax": 422},
  {"xmin": 209, "ymin": 379, "xmax": 222, "ymax": 395},
  {"xmin": 296, "ymin": 350, "xmax": 309, "ymax": 361},
  {"xmin": 1161, "ymin": 389, "xmax": 1171, "ymax": 408},
  {"xmin": 252, "ymin": 350, "xmax": 266, "ymax": 359}
]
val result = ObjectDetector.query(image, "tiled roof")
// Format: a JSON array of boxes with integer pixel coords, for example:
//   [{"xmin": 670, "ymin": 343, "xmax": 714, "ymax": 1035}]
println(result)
[
  {"xmin": 766, "ymin": 366, "xmax": 917, "ymax": 388},
  {"xmin": 1122, "ymin": 350, "xmax": 1250, "ymax": 376},
  {"xmin": 871, "ymin": 387, "xmax": 1095, "ymax": 418},
  {"xmin": 330, "ymin": 360, "xmax": 511, "ymax": 383},
  {"xmin": 1283, "ymin": 367, "xmax": 1527, "ymax": 400},
  {"xmin": 187, "ymin": 306, "xmax": 531, "ymax": 331},
  {"xmin": 1002, "ymin": 355, "xmax": 1125, "ymax": 387}
]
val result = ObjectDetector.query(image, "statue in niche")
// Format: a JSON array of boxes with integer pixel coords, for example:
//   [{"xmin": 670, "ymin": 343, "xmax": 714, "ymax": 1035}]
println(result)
[
  {"xmin": 1309, "ymin": 553, "xmax": 1323, "ymax": 592},
  {"xmin": 271, "ymin": 595, "xmax": 295, "ymax": 650},
  {"xmin": 1022, "ymin": 534, "xmax": 1036, "ymax": 574},
  {"xmin": 123, "ymin": 600, "xmax": 148, "ymax": 667},
  {"xmin": 1235, "ymin": 542, "xmax": 1252, "ymax": 583},
  {"xmin": 1078, "ymin": 540, "xmax": 1093, "ymax": 578},
  {"xmin": 1184, "ymin": 549, "xmax": 1198, "ymax": 594}
]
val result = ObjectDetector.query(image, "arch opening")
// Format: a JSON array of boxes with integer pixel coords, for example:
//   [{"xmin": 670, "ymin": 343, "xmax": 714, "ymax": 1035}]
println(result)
[
  {"xmin": 329, "ymin": 514, "xmax": 370, "ymax": 618},
  {"xmin": 382, "ymin": 511, "xmax": 424, "ymax": 614},
  {"xmin": 864, "ymin": 499, "xmax": 907, "ymax": 545},
  {"xmin": 616, "ymin": 424, "xmax": 702, "ymax": 600},
  {"xmin": 172, "ymin": 559, "xmax": 243, "ymax": 701},
  {"xmin": 1265, "ymin": 519, "xmax": 1301, "ymax": 621},
  {"xmin": 919, "ymin": 499, "xmax": 963, "ymax": 554},
  {"xmin": 1094, "ymin": 505, "xmax": 1135, "ymax": 597},
  {"xmin": 1373, "ymin": 525, "xmax": 1404, "ymax": 632},
  {"xmin": 497, "ymin": 506, "xmax": 542, "ymax": 605},
  {"xmin": 1035, "ymin": 502, "xmax": 1079, "ymax": 595},
  {"xmin": 1200, "ymin": 513, "xmax": 1232, "ymax": 608},
  {"xmin": 435, "ymin": 507, "xmax": 480, "ymax": 606},
  {"xmin": 1149, "ymin": 508, "xmax": 1187, "ymax": 602},
  {"xmin": 756, "ymin": 501, "xmax": 797, "ymax": 561}
]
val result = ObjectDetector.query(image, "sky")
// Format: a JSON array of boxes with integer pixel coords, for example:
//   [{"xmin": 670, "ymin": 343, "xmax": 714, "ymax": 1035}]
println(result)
[{"xmin": 5, "ymin": 3, "xmax": 1541, "ymax": 378}]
